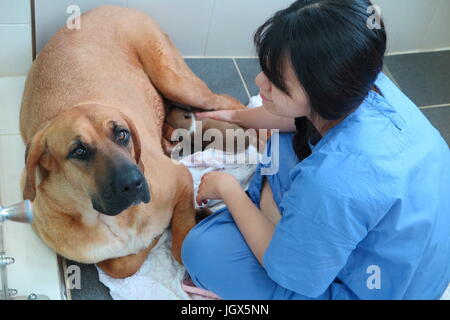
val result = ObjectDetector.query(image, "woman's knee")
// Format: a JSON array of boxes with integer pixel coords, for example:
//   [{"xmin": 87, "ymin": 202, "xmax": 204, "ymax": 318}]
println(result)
[
  {"xmin": 181, "ymin": 224, "xmax": 203, "ymax": 272},
  {"xmin": 181, "ymin": 211, "xmax": 235, "ymax": 276},
  {"xmin": 181, "ymin": 221, "xmax": 220, "ymax": 274}
]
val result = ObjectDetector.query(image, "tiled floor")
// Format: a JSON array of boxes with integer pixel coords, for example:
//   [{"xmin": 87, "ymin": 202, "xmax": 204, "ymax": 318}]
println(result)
[
  {"xmin": 385, "ymin": 50, "xmax": 450, "ymax": 143},
  {"xmin": 385, "ymin": 51, "xmax": 450, "ymax": 107},
  {"xmin": 1, "ymin": 51, "xmax": 449, "ymax": 300}
]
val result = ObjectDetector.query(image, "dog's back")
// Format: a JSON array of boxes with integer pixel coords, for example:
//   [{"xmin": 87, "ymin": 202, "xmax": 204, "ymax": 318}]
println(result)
[{"xmin": 20, "ymin": 6, "xmax": 165, "ymax": 144}]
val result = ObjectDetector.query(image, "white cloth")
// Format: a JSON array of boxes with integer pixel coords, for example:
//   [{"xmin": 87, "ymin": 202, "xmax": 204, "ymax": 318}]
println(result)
[
  {"xmin": 441, "ymin": 284, "xmax": 450, "ymax": 300},
  {"xmin": 97, "ymin": 230, "xmax": 189, "ymax": 300}
]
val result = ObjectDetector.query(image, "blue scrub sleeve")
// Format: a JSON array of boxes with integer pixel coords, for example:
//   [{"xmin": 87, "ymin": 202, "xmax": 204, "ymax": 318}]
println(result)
[{"xmin": 262, "ymin": 155, "xmax": 382, "ymax": 298}]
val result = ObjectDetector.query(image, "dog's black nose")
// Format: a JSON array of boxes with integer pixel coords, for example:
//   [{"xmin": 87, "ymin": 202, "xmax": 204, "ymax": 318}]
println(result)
[
  {"xmin": 94, "ymin": 159, "xmax": 150, "ymax": 216},
  {"xmin": 113, "ymin": 167, "xmax": 144, "ymax": 196}
]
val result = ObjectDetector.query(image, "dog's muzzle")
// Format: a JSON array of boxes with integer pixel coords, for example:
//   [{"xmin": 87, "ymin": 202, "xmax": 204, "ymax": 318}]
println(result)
[{"xmin": 92, "ymin": 162, "xmax": 150, "ymax": 216}]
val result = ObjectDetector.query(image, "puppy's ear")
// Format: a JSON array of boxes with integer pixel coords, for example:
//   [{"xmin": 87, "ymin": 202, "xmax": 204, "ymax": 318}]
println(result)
[
  {"xmin": 122, "ymin": 114, "xmax": 144, "ymax": 173},
  {"xmin": 23, "ymin": 128, "xmax": 47, "ymax": 201}
]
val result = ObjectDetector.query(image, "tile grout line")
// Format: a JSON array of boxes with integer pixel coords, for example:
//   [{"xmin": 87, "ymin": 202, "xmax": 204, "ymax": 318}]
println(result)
[
  {"xmin": 60, "ymin": 257, "xmax": 72, "ymax": 300},
  {"xmin": 0, "ymin": 23, "xmax": 31, "ymax": 27},
  {"xmin": 202, "ymin": 0, "xmax": 217, "ymax": 56},
  {"xmin": 386, "ymin": 48, "xmax": 450, "ymax": 56},
  {"xmin": 232, "ymin": 58, "xmax": 251, "ymax": 101},
  {"xmin": 185, "ymin": 56, "xmax": 258, "ymax": 59},
  {"xmin": 0, "ymin": 133, "xmax": 21, "ymax": 136},
  {"xmin": 419, "ymin": 103, "xmax": 450, "ymax": 110}
]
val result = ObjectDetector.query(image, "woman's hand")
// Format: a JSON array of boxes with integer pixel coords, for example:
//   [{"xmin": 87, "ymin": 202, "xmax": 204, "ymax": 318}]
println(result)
[
  {"xmin": 195, "ymin": 109, "xmax": 238, "ymax": 123},
  {"xmin": 196, "ymin": 172, "xmax": 239, "ymax": 206}
]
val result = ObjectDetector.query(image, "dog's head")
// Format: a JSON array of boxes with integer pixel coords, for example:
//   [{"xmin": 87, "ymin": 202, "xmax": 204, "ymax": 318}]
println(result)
[{"xmin": 23, "ymin": 105, "xmax": 150, "ymax": 216}]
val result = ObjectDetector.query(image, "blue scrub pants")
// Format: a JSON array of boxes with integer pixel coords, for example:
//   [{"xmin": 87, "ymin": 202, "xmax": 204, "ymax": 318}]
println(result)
[{"xmin": 181, "ymin": 133, "xmax": 324, "ymax": 300}]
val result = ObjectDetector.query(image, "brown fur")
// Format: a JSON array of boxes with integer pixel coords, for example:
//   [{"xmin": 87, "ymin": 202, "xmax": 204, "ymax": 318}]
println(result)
[{"xmin": 19, "ymin": 6, "xmax": 245, "ymax": 278}]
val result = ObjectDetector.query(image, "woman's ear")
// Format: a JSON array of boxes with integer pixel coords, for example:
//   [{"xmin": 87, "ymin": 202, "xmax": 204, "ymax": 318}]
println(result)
[
  {"xmin": 122, "ymin": 114, "xmax": 144, "ymax": 173},
  {"xmin": 23, "ymin": 127, "xmax": 48, "ymax": 201}
]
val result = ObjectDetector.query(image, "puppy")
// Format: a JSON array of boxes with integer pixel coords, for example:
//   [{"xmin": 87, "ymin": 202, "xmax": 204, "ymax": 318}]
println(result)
[{"xmin": 164, "ymin": 106, "xmax": 252, "ymax": 157}]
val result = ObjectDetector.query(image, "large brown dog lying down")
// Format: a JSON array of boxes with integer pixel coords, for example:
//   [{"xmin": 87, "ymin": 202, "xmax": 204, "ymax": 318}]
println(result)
[{"xmin": 19, "ymin": 6, "xmax": 245, "ymax": 278}]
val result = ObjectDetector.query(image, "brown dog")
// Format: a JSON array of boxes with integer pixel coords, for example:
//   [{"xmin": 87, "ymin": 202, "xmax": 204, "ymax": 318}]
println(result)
[{"xmin": 19, "ymin": 6, "xmax": 245, "ymax": 279}]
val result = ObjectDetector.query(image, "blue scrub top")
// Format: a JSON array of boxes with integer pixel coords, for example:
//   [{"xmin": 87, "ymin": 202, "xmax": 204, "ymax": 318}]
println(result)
[{"xmin": 257, "ymin": 72, "xmax": 450, "ymax": 300}]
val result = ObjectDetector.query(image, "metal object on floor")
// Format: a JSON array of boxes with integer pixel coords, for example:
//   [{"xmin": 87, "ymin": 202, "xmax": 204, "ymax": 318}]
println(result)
[
  {"xmin": 0, "ymin": 200, "xmax": 34, "ymax": 224},
  {"xmin": 0, "ymin": 200, "xmax": 46, "ymax": 300}
]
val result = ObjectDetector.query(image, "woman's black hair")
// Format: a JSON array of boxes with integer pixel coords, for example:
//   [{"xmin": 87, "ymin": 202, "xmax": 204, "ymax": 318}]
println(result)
[{"xmin": 254, "ymin": 0, "xmax": 387, "ymax": 161}]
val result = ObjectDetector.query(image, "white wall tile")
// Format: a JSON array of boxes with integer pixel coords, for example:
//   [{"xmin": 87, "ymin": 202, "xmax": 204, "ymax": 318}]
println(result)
[
  {"xmin": 127, "ymin": 0, "xmax": 215, "ymax": 56},
  {"xmin": 35, "ymin": 0, "xmax": 125, "ymax": 54},
  {"xmin": 205, "ymin": 0, "xmax": 293, "ymax": 56},
  {"xmin": 4, "ymin": 220, "xmax": 62, "ymax": 300},
  {"xmin": 0, "ymin": 134, "xmax": 25, "ymax": 209},
  {"xmin": 372, "ymin": 0, "xmax": 445, "ymax": 54},
  {"xmin": 31, "ymin": 0, "xmax": 450, "ymax": 57},
  {"xmin": 422, "ymin": 0, "xmax": 450, "ymax": 51},
  {"xmin": 0, "ymin": 76, "xmax": 26, "ymax": 135},
  {"xmin": 0, "ymin": 25, "xmax": 32, "ymax": 76},
  {"xmin": 0, "ymin": 134, "xmax": 62, "ymax": 300},
  {"xmin": 0, "ymin": 0, "xmax": 31, "ymax": 24}
]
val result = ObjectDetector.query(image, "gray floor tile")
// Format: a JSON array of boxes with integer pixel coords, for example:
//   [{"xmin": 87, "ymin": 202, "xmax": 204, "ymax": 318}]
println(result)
[
  {"xmin": 385, "ymin": 51, "xmax": 450, "ymax": 107},
  {"xmin": 235, "ymin": 58, "xmax": 261, "ymax": 97},
  {"xmin": 67, "ymin": 260, "xmax": 112, "ymax": 300},
  {"xmin": 184, "ymin": 58, "xmax": 249, "ymax": 104},
  {"xmin": 422, "ymin": 107, "xmax": 450, "ymax": 146}
]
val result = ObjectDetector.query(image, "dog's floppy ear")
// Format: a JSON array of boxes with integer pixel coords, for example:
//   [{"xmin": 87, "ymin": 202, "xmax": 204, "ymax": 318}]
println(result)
[
  {"xmin": 122, "ymin": 114, "xmax": 144, "ymax": 173},
  {"xmin": 23, "ymin": 127, "xmax": 47, "ymax": 201}
]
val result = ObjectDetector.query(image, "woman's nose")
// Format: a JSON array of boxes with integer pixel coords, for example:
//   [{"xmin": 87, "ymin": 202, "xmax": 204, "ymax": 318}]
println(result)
[{"xmin": 255, "ymin": 72, "xmax": 271, "ymax": 93}]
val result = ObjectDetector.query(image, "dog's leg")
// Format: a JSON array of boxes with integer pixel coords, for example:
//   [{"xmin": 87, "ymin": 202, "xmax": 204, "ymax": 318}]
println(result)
[
  {"xmin": 162, "ymin": 123, "xmax": 179, "ymax": 156},
  {"xmin": 136, "ymin": 31, "xmax": 245, "ymax": 112},
  {"xmin": 96, "ymin": 235, "xmax": 160, "ymax": 279},
  {"xmin": 170, "ymin": 166, "xmax": 197, "ymax": 264}
]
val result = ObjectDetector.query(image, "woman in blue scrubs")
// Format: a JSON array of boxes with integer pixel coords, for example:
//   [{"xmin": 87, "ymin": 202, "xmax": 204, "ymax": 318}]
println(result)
[{"xmin": 181, "ymin": 0, "xmax": 450, "ymax": 300}]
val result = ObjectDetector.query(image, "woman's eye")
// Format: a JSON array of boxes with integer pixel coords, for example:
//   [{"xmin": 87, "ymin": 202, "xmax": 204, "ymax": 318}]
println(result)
[
  {"xmin": 183, "ymin": 113, "xmax": 192, "ymax": 119},
  {"xmin": 116, "ymin": 129, "xmax": 129, "ymax": 143}
]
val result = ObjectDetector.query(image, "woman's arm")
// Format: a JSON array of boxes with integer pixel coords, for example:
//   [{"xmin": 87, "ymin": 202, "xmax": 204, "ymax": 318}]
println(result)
[
  {"xmin": 221, "ymin": 180, "xmax": 276, "ymax": 265},
  {"xmin": 196, "ymin": 173, "xmax": 275, "ymax": 265},
  {"xmin": 196, "ymin": 106, "xmax": 296, "ymax": 133}
]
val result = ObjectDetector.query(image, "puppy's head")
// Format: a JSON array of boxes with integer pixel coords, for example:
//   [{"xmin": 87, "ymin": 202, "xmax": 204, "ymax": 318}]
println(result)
[
  {"xmin": 23, "ymin": 105, "xmax": 150, "ymax": 216},
  {"xmin": 165, "ymin": 107, "xmax": 196, "ymax": 133}
]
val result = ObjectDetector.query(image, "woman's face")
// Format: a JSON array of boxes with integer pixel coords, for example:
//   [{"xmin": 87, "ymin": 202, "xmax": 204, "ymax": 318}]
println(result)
[{"xmin": 255, "ymin": 62, "xmax": 311, "ymax": 119}]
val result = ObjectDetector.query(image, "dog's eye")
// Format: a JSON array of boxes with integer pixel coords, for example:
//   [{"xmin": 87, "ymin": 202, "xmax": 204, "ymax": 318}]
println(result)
[
  {"xmin": 70, "ymin": 146, "xmax": 88, "ymax": 159},
  {"xmin": 183, "ymin": 113, "xmax": 192, "ymax": 119},
  {"xmin": 116, "ymin": 129, "xmax": 130, "ymax": 144}
]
